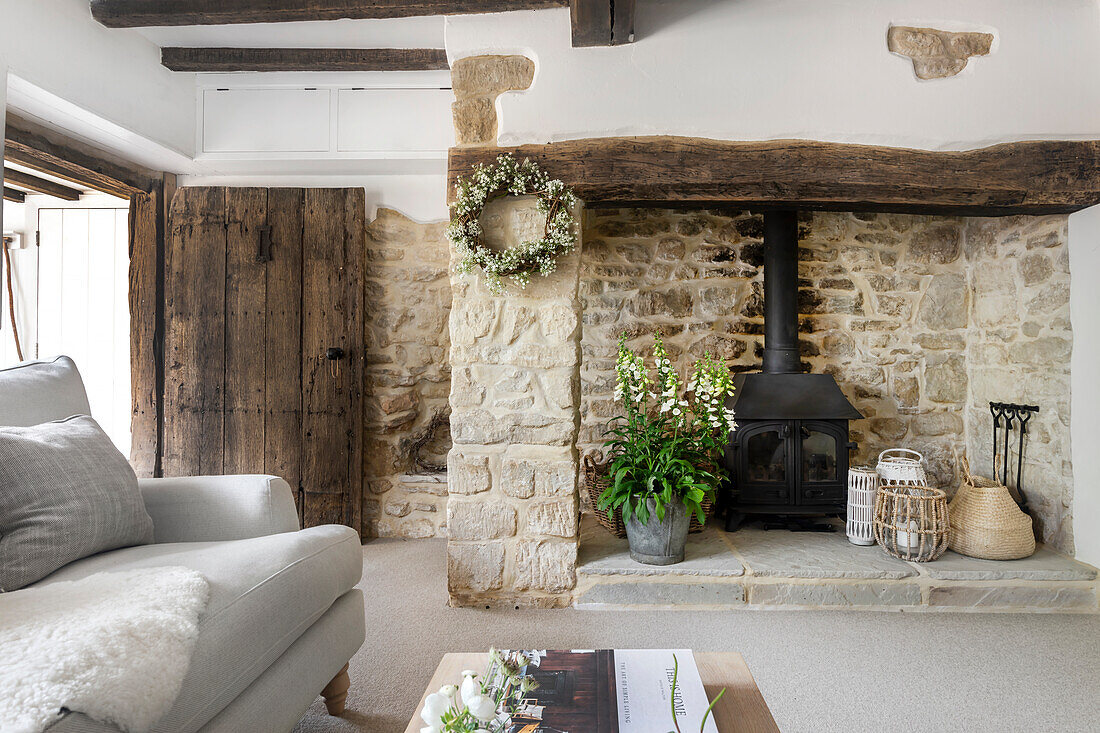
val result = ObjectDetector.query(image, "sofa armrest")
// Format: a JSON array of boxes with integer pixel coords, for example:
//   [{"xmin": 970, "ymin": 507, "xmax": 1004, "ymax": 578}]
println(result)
[{"xmin": 139, "ymin": 475, "xmax": 301, "ymax": 543}]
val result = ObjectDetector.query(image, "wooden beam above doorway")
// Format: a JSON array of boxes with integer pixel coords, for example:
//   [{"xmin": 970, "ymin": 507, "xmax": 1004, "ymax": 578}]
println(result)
[
  {"xmin": 3, "ymin": 187, "xmax": 26, "ymax": 204},
  {"xmin": 3, "ymin": 167, "xmax": 83, "ymax": 201},
  {"xmin": 91, "ymin": 0, "xmax": 568, "ymax": 27},
  {"xmin": 160, "ymin": 47, "xmax": 449, "ymax": 72},
  {"xmin": 4, "ymin": 113, "xmax": 160, "ymax": 198},
  {"xmin": 448, "ymin": 136, "xmax": 1100, "ymax": 216}
]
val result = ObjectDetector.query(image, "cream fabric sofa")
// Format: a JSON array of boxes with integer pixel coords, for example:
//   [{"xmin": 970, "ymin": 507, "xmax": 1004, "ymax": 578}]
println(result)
[{"xmin": 0, "ymin": 357, "xmax": 365, "ymax": 733}]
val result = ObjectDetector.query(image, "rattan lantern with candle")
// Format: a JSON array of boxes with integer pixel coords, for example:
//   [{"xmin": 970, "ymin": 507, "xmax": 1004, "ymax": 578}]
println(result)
[{"xmin": 874, "ymin": 483, "xmax": 950, "ymax": 562}]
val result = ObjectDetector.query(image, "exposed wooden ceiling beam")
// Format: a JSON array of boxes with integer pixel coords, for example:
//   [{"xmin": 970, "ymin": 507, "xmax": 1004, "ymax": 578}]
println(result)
[
  {"xmin": 91, "ymin": 0, "xmax": 568, "ymax": 27},
  {"xmin": 161, "ymin": 47, "xmax": 449, "ymax": 72},
  {"xmin": 5, "ymin": 113, "xmax": 159, "ymax": 197},
  {"xmin": 570, "ymin": 0, "xmax": 633, "ymax": 46},
  {"xmin": 570, "ymin": 0, "xmax": 610, "ymax": 47},
  {"xmin": 611, "ymin": 0, "xmax": 635, "ymax": 45},
  {"xmin": 3, "ymin": 187, "xmax": 26, "ymax": 204},
  {"xmin": 449, "ymin": 136, "xmax": 1100, "ymax": 216},
  {"xmin": 3, "ymin": 168, "xmax": 83, "ymax": 201}
]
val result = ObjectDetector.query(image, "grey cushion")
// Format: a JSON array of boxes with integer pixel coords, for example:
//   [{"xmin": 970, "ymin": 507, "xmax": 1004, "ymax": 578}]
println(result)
[
  {"xmin": 0, "ymin": 415, "xmax": 154, "ymax": 590},
  {"xmin": 36, "ymin": 524, "xmax": 363, "ymax": 733},
  {"xmin": 0, "ymin": 356, "xmax": 91, "ymax": 427},
  {"xmin": 138, "ymin": 475, "xmax": 301, "ymax": 543}
]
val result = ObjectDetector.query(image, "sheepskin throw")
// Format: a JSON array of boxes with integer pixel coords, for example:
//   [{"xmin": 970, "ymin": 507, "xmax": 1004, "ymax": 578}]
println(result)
[{"xmin": 0, "ymin": 567, "xmax": 209, "ymax": 733}]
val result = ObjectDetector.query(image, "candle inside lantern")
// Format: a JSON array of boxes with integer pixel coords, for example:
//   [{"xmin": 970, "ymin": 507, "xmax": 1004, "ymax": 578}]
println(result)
[{"xmin": 896, "ymin": 519, "xmax": 921, "ymax": 550}]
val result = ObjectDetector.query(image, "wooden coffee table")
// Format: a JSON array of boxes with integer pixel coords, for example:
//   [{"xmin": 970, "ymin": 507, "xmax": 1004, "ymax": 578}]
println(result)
[{"xmin": 405, "ymin": 652, "xmax": 778, "ymax": 733}]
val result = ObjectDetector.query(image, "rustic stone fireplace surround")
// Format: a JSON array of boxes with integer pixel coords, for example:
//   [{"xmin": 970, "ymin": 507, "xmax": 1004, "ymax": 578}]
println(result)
[
  {"xmin": 438, "ymin": 194, "xmax": 1078, "ymax": 608},
  {"xmin": 358, "ymin": 54, "xmax": 1100, "ymax": 609}
]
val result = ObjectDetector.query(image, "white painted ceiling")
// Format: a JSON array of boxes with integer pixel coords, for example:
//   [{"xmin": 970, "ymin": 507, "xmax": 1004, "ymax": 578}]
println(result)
[{"xmin": 134, "ymin": 16, "xmax": 446, "ymax": 48}]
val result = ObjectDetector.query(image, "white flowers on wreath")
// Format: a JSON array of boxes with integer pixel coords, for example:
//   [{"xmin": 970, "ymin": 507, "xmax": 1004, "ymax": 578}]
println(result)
[{"xmin": 448, "ymin": 153, "xmax": 578, "ymax": 294}]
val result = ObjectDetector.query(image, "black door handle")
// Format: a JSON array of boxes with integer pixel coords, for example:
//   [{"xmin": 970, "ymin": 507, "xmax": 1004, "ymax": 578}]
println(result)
[{"xmin": 326, "ymin": 347, "xmax": 346, "ymax": 360}]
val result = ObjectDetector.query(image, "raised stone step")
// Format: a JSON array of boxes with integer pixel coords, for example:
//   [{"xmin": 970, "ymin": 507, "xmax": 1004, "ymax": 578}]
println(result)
[
  {"xmin": 915, "ymin": 547, "xmax": 1098, "ymax": 581},
  {"xmin": 576, "ymin": 580, "xmax": 746, "ymax": 609},
  {"xmin": 574, "ymin": 515, "xmax": 1100, "ymax": 612}
]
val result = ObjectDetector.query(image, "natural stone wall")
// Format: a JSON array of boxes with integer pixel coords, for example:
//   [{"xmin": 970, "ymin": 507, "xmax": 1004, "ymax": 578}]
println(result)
[
  {"xmin": 446, "ymin": 196, "xmax": 583, "ymax": 607},
  {"xmin": 579, "ymin": 209, "xmax": 1073, "ymax": 553},
  {"xmin": 363, "ymin": 209, "xmax": 452, "ymax": 538},
  {"xmin": 450, "ymin": 55, "xmax": 535, "ymax": 146},
  {"xmin": 887, "ymin": 26, "xmax": 993, "ymax": 80},
  {"xmin": 965, "ymin": 216, "xmax": 1073, "ymax": 552}
]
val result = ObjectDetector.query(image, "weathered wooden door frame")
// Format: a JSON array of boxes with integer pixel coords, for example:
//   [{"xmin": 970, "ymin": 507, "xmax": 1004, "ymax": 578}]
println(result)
[{"xmin": 3, "ymin": 113, "xmax": 172, "ymax": 478}]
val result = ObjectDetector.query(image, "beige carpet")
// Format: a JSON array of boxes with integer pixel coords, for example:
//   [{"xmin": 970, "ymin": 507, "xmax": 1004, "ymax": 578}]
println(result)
[{"xmin": 294, "ymin": 537, "xmax": 1100, "ymax": 733}]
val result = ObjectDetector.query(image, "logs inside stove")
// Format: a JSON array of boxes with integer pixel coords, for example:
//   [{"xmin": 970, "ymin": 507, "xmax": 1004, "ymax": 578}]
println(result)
[{"xmin": 723, "ymin": 211, "xmax": 863, "ymax": 531}]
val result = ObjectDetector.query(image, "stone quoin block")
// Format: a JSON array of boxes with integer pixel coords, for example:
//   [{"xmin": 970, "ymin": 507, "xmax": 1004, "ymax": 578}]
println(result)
[
  {"xmin": 448, "ymin": 542, "xmax": 506, "ymax": 593},
  {"xmin": 526, "ymin": 498, "xmax": 579, "ymax": 538},
  {"xmin": 446, "ymin": 500, "xmax": 517, "ymax": 541},
  {"xmin": 514, "ymin": 539, "xmax": 579, "ymax": 593},
  {"xmin": 447, "ymin": 452, "xmax": 493, "ymax": 495}
]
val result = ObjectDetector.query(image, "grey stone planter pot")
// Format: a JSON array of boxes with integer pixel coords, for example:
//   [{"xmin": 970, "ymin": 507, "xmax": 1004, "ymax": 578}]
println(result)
[{"xmin": 625, "ymin": 497, "xmax": 690, "ymax": 565}]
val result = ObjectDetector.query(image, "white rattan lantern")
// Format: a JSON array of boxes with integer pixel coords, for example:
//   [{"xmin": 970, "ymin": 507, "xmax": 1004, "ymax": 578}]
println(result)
[
  {"xmin": 846, "ymin": 466, "xmax": 878, "ymax": 546},
  {"xmin": 876, "ymin": 448, "xmax": 928, "ymax": 487}
]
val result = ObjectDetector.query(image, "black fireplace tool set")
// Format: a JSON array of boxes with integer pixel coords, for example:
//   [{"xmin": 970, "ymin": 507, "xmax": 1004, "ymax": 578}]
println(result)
[{"xmin": 989, "ymin": 401, "xmax": 1038, "ymax": 510}]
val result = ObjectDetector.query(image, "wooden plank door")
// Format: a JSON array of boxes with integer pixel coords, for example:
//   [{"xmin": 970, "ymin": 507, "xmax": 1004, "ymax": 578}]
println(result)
[
  {"xmin": 300, "ymin": 189, "xmax": 364, "ymax": 531},
  {"xmin": 163, "ymin": 186, "xmax": 364, "ymax": 531},
  {"xmin": 164, "ymin": 187, "xmax": 226, "ymax": 478}
]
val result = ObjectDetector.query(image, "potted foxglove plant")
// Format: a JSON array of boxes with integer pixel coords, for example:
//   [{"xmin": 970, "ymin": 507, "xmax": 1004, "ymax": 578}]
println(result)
[{"xmin": 598, "ymin": 334, "xmax": 737, "ymax": 565}]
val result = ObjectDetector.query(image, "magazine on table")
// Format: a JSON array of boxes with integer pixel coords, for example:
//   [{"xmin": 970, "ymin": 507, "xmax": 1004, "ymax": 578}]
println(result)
[{"xmin": 496, "ymin": 649, "xmax": 720, "ymax": 733}]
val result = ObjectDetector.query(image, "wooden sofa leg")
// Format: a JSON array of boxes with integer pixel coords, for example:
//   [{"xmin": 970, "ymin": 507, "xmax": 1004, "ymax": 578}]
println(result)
[{"xmin": 321, "ymin": 663, "xmax": 350, "ymax": 716}]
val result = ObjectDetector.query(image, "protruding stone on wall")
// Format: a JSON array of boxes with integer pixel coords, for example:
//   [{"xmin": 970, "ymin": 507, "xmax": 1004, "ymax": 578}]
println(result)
[
  {"xmin": 447, "ymin": 195, "xmax": 583, "ymax": 607},
  {"xmin": 450, "ymin": 55, "xmax": 536, "ymax": 145},
  {"xmin": 887, "ymin": 25, "xmax": 993, "ymax": 80}
]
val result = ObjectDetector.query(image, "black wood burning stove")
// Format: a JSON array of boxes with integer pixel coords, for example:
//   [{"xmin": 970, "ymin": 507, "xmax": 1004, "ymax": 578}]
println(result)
[{"xmin": 723, "ymin": 211, "xmax": 862, "ymax": 531}]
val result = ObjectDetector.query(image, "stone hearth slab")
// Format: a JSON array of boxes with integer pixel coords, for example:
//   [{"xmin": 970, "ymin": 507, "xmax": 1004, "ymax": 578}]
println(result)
[
  {"xmin": 728, "ymin": 524, "xmax": 917, "ymax": 579},
  {"xmin": 748, "ymin": 582, "xmax": 921, "ymax": 607},
  {"xmin": 577, "ymin": 515, "xmax": 744, "ymax": 577},
  {"xmin": 914, "ymin": 548, "xmax": 1098, "ymax": 581},
  {"xmin": 576, "ymin": 580, "xmax": 746, "ymax": 608},
  {"xmin": 927, "ymin": 585, "xmax": 1098, "ymax": 610},
  {"xmin": 573, "ymin": 515, "xmax": 1098, "ymax": 612}
]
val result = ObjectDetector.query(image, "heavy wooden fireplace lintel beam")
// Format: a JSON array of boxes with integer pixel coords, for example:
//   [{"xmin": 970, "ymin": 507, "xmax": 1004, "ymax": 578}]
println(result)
[{"xmin": 448, "ymin": 136, "xmax": 1100, "ymax": 216}]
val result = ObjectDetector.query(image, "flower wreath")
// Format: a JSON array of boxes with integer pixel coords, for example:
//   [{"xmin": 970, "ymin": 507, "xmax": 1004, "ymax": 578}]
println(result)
[{"xmin": 448, "ymin": 153, "xmax": 578, "ymax": 294}]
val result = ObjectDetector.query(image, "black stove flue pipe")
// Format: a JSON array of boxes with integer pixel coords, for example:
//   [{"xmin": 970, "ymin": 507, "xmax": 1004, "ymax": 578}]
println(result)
[{"xmin": 761, "ymin": 210, "xmax": 802, "ymax": 374}]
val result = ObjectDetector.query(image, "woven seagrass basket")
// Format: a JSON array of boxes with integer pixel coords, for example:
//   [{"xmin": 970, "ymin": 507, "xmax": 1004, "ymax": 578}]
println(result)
[
  {"xmin": 582, "ymin": 454, "xmax": 712, "ymax": 537},
  {"xmin": 948, "ymin": 457, "xmax": 1036, "ymax": 560}
]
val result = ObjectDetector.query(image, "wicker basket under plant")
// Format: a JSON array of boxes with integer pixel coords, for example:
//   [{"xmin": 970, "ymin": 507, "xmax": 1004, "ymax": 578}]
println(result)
[
  {"xmin": 874, "ymin": 483, "xmax": 950, "ymax": 562},
  {"xmin": 582, "ymin": 454, "xmax": 712, "ymax": 537},
  {"xmin": 948, "ymin": 457, "xmax": 1035, "ymax": 560}
]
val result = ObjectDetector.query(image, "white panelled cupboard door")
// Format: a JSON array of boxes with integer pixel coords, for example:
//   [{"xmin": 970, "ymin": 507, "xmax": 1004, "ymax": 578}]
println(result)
[{"xmin": 36, "ymin": 207, "xmax": 131, "ymax": 455}]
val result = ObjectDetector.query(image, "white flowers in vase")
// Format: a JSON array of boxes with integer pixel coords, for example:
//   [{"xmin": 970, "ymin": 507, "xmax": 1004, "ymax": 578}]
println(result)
[{"xmin": 420, "ymin": 651, "xmax": 539, "ymax": 733}]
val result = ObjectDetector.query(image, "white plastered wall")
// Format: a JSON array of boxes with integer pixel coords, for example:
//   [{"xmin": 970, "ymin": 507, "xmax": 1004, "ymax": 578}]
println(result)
[
  {"xmin": 445, "ymin": 1, "xmax": 1100, "ymax": 150},
  {"xmin": 1069, "ymin": 206, "xmax": 1100, "ymax": 568},
  {"xmin": 0, "ymin": 0, "xmax": 195, "ymax": 157}
]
